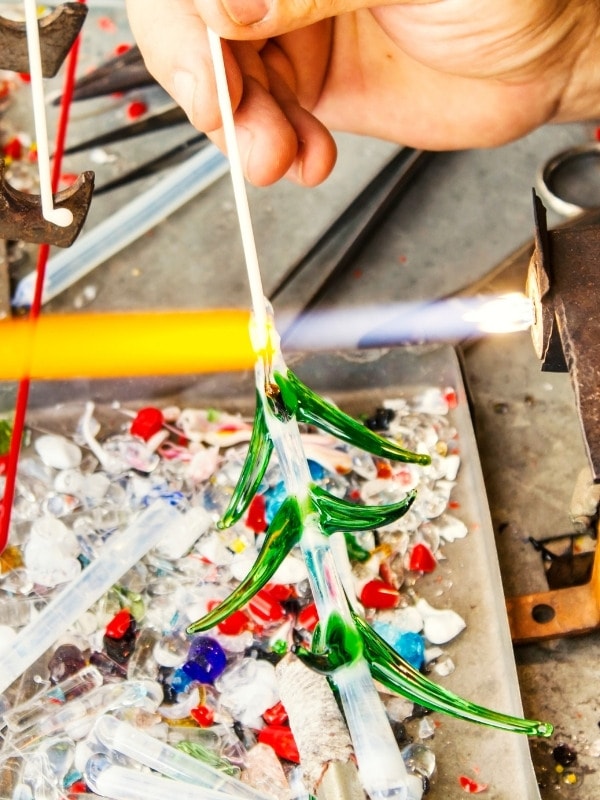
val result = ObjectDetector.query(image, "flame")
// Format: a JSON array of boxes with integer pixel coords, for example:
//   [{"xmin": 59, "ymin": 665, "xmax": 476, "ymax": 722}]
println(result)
[{"xmin": 462, "ymin": 293, "xmax": 534, "ymax": 334}]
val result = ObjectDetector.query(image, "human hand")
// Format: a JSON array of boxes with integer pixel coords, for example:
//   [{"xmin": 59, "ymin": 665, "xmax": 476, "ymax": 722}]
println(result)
[{"xmin": 126, "ymin": 0, "xmax": 599, "ymax": 186}]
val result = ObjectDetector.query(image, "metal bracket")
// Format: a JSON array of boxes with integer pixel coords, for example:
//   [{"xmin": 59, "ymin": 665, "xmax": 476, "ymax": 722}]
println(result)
[
  {"xmin": 0, "ymin": 160, "xmax": 94, "ymax": 247},
  {"xmin": 0, "ymin": 3, "xmax": 87, "ymax": 77},
  {"xmin": 506, "ymin": 528, "xmax": 600, "ymax": 643}
]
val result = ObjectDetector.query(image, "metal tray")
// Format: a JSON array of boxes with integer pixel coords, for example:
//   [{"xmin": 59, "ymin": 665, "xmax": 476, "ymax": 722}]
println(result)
[{"xmin": 1, "ymin": 344, "xmax": 541, "ymax": 798}]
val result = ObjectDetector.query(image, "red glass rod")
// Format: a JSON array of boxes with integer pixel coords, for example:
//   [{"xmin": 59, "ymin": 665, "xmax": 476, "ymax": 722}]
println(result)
[{"xmin": 0, "ymin": 2, "xmax": 86, "ymax": 552}]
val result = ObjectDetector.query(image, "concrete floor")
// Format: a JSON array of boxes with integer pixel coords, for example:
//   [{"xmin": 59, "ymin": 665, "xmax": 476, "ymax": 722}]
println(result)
[{"xmin": 4, "ymin": 2, "xmax": 600, "ymax": 796}]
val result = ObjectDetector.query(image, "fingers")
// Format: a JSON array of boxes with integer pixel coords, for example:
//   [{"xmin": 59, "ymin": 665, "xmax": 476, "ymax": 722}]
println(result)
[
  {"xmin": 193, "ymin": 0, "xmax": 400, "ymax": 37},
  {"xmin": 208, "ymin": 51, "xmax": 337, "ymax": 186},
  {"xmin": 280, "ymin": 103, "xmax": 338, "ymax": 187},
  {"xmin": 126, "ymin": 0, "xmax": 236, "ymax": 133},
  {"xmin": 127, "ymin": 0, "xmax": 337, "ymax": 185},
  {"xmin": 264, "ymin": 60, "xmax": 337, "ymax": 185},
  {"xmin": 208, "ymin": 71, "xmax": 298, "ymax": 186},
  {"xmin": 226, "ymin": 40, "xmax": 337, "ymax": 184}
]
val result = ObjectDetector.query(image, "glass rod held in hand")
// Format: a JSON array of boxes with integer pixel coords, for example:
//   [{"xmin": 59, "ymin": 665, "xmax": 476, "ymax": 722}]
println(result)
[{"xmin": 207, "ymin": 29, "xmax": 270, "ymax": 354}]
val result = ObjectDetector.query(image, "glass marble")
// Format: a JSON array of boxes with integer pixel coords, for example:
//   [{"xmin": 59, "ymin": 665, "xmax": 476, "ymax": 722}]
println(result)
[{"xmin": 183, "ymin": 637, "xmax": 227, "ymax": 684}]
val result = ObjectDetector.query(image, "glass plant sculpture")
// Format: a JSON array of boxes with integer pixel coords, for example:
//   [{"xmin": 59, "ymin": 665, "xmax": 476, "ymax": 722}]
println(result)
[{"xmin": 187, "ymin": 316, "xmax": 552, "ymax": 798}]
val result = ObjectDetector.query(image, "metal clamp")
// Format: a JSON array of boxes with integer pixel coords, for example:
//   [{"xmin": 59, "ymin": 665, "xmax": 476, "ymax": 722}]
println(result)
[
  {"xmin": 0, "ymin": 4, "xmax": 94, "ymax": 248},
  {"xmin": 0, "ymin": 2, "xmax": 87, "ymax": 77},
  {"xmin": 0, "ymin": 160, "xmax": 94, "ymax": 247}
]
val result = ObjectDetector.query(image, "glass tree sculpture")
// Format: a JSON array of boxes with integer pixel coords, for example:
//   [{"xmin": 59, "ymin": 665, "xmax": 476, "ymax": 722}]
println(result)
[{"xmin": 187, "ymin": 316, "xmax": 552, "ymax": 799}]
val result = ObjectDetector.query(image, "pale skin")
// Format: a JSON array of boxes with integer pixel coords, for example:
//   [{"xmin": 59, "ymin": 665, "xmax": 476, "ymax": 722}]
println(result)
[{"xmin": 126, "ymin": 0, "xmax": 600, "ymax": 186}]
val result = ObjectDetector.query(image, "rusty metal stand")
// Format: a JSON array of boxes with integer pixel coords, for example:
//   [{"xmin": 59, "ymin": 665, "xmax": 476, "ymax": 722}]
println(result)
[
  {"xmin": 0, "ymin": 4, "xmax": 94, "ymax": 249},
  {"xmin": 0, "ymin": 3, "xmax": 87, "ymax": 77},
  {"xmin": 506, "ymin": 544, "xmax": 600, "ymax": 643},
  {"xmin": 506, "ymin": 197, "xmax": 600, "ymax": 643}
]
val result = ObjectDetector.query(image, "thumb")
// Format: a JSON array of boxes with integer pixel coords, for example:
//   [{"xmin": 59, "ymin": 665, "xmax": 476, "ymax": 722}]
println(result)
[{"xmin": 127, "ymin": 0, "xmax": 243, "ymax": 132}]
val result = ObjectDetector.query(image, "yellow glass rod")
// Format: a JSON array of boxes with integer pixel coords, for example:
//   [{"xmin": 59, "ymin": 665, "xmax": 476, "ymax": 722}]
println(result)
[{"xmin": 0, "ymin": 310, "xmax": 256, "ymax": 380}]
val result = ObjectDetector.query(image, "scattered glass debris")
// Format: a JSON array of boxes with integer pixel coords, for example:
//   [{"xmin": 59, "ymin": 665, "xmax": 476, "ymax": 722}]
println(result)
[
  {"xmin": 127, "ymin": 99, "xmax": 148, "ymax": 120},
  {"xmin": 0, "ymin": 376, "xmax": 552, "ymax": 799},
  {"xmin": 553, "ymin": 742, "xmax": 578, "ymax": 767},
  {"xmin": 0, "ymin": 419, "xmax": 12, "ymax": 458},
  {"xmin": 458, "ymin": 774, "xmax": 489, "ymax": 793},
  {"xmin": 72, "ymin": 284, "xmax": 98, "ymax": 309}
]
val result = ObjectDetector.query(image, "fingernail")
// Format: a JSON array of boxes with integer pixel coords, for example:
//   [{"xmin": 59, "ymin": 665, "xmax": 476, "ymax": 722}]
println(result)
[
  {"xmin": 172, "ymin": 71, "xmax": 196, "ymax": 117},
  {"xmin": 285, "ymin": 158, "xmax": 304, "ymax": 186},
  {"xmin": 221, "ymin": 0, "xmax": 269, "ymax": 25}
]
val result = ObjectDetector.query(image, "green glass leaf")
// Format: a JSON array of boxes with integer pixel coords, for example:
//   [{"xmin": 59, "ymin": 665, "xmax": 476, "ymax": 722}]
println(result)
[
  {"xmin": 186, "ymin": 496, "xmax": 303, "ymax": 634},
  {"xmin": 292, "ymin": 644, "xmax": 334, "ymax": 673},
  {"xmin": 310, "ymin": 484, "xmax": 416, "ymax": 535},
  {"xmin": 274, "ymin": 370, "xmax": 431, "ymax": 466},
  {"xmin": 352, "ymin": 611, "xmax": 553, "ymax": 737},
  {"xmin": 294, "ymin": 611, "xmax": 363, "ymax": 672},
  {"xmin": 218, "ymin": 395, "xmax": 273, "ymax": 529},
  {"xmin": 342, "ymin": 532, "xmax": 371, "ymax": 563}
]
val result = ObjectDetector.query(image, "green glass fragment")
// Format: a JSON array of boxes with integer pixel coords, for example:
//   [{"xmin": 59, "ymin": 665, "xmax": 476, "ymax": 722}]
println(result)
[
  {"xmin": 309, "ymin": 484, "xmax": 416, "ymax": 535},
  {"xmin": 0, "ymin": 419, "xmax": 12, "ymax": 455},
  {"xmin": 218, "ymin": 394, "xmax": 273, "ymax": 529},
  {"xmin": 274, "ymin": 370, "xmax": 431, "ymax": 466},
  {"xmin": 187, "ymin": 496, "xmax": 303, "ymax": 634},
  {"xmin": 352, "ymin": 611, "xmax": 553, "ymax": 737},
  {"xmin": 206, "ymin": 409, "xmax": 221, "ymax": 423},
  {"xmin": 174, "ymin": 740, "xmax": 240, "ymax": 777},
  {"xmin": 113, "ymin": 585, "xmax": 145, "ymax": 622}
]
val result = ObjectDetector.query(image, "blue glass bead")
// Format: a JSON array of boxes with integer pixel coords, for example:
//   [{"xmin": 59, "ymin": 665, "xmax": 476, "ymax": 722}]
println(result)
[{"xmin": 182, "ymin": 636, "xmax": 227, "ymax": 684}]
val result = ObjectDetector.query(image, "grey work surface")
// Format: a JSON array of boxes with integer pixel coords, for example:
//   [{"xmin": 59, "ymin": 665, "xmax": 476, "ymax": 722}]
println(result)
[{"xmin": 5, "ymin": 2, "xmax": 600, "ymax": 794}]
